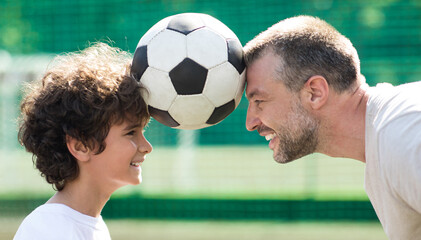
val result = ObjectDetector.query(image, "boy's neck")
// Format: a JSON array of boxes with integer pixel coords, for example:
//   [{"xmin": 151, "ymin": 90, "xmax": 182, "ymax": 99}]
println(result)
[{"xmin": 46, "ymin": 180, "xmax": 111, "ymax": 218}]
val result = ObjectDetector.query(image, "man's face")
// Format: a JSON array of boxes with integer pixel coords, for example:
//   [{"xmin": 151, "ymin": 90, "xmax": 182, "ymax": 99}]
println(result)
[{"xmin": 245, "ymin": 53, "xmax": 319, "ymax": 163}]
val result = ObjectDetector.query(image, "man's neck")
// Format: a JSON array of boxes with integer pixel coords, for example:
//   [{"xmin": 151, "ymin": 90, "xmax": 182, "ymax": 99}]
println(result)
[{"xmin": 317, "ymin": 84, "xmax": 369, "ymax": 162}]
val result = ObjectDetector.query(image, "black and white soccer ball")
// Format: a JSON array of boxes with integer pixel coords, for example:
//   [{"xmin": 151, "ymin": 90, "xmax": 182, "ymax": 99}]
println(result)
[{"xmin": 131, "ymin": 13, "xmax": 246, "ymax": 130}]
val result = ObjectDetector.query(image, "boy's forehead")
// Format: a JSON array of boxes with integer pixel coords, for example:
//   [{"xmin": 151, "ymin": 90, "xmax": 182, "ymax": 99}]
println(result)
[{"xmin": 125, "ymin": 117, "xmax": 148, "ymax": 128}]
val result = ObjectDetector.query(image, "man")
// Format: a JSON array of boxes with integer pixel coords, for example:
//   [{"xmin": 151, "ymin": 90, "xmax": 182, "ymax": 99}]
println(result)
[{"xmin": 243, "ymin": 15, "xmax": 421, "ymax": 239}]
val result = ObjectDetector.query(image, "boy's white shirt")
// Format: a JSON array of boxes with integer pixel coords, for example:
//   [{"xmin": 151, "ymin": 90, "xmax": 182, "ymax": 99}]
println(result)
[{"xmin": 13, "ymin": 203, "xmax": 111, "ymax": 240}]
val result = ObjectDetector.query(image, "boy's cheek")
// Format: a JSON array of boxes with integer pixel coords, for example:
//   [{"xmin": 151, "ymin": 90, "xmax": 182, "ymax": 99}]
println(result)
[{"xmin": 129, "ymin": 140, "xmax": 138, "ymax": 149}]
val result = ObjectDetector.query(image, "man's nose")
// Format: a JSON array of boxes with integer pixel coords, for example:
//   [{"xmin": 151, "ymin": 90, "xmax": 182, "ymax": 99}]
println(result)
[{"xmin": 245, "ymin": 106, "xmax": 261, "ymax": 132}]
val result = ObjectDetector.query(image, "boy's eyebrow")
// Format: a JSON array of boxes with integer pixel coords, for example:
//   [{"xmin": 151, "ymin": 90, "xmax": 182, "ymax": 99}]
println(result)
[{"xmin": 124, "ymin": 123, "xmax": 143, "ymax": 130}]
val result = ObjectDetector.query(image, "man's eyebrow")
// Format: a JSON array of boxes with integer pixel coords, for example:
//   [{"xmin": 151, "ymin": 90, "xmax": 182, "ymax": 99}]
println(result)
[
  {"xmin": 246, "ymin": 89, "xmax": 264, "ymax": 100},
  {"xmin": 246, "ymin": 90, "xmax": 256, "ymax": 100}
]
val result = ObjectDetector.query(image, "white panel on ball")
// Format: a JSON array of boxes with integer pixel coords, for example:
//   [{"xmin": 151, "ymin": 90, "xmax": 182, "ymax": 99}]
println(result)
[
  {"xmin": 141, "ymin": 67, "xmax": 177, "ymax": 111},
  {"xmin": 137, "ymin": 17, "xmax": 171, "ymax": 47},
  {"xmin": 148, "ymin": 29, "xmax": 187, "ymax": 72},
  {"xmin": 234, "ymin": 70, "xmax": 246, "ymax": 105},
  {"xmin": 203, "ymin": 62, "xmax": 240, "ymax": 107},
  {"xmin": 169, "ymin": 95, "xmax": 214, "ymax": 127},
  {"xmin": 186, "ymin": 28, "xmax": 227, "ymax": 69},
  {"xmin": 199, "ymin": 14, "xmax": 238, "ymax": 40}
]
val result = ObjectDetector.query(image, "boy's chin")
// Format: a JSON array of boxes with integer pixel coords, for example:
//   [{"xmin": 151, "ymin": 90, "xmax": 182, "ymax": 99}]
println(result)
[{"xmin": 134, "ymin": 177, "xmax": 142, "ymax": 185}]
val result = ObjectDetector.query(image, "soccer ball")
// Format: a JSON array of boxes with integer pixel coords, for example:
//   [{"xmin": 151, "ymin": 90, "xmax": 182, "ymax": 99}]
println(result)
[{"xmin": 131, "ymin": 13, "xmax": 245, "ymax": 130}]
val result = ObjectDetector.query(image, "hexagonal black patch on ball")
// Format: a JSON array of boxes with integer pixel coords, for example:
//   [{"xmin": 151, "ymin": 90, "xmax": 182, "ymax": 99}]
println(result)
[
  {"xmin": 148, "ymin": 106, "xmax": 180, "ymax": 128},
  {"xmin": 227, "ymin": 39, "xmax": 245, "ymax": 74},
  {"xmin": 167, "ymin": 14, "xmax": 205, "ymax": 35},
  {"xmin": 169, "ymin": 58, "xmax": 208, "ymax": 95},
  {"xmin": 206, "ymin": 99, "xmax": 235, "ymax": 125},
  {"xmin": 131, "ymin": 45, "xmax": 148, "ymax": 81}
]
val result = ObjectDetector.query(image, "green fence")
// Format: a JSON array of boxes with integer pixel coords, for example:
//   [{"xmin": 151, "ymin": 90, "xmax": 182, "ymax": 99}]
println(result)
[{"xmin": 0, "ymin": 195, "xmax": 378, "ymax": 221}]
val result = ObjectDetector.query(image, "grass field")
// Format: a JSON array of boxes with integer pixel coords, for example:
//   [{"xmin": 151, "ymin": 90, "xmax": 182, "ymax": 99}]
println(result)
[{"xmin": 1, "ymin": 218, "xmax": 387, "ymax": 240}]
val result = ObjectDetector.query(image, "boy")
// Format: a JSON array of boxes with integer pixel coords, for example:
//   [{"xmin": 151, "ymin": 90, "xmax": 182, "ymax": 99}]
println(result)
[{"xmin": 14, "ymin": 42, "xmax": 152, "ymax": 240}]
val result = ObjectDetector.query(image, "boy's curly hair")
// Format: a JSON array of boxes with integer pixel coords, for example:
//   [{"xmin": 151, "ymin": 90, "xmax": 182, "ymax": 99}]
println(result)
[{"xmin": 18, "ymin": 43, "xmax": 150, "ymax": 191}]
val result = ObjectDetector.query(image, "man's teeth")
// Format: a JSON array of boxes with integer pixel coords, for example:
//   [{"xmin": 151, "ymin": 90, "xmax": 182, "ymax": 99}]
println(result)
[
  {"xmin": 130, "ymin": 162, "xmax": 141, "ymax": 167},
  {"xmin": 265, "ymin": 133, "xmax": 276, "ymax": 141}
]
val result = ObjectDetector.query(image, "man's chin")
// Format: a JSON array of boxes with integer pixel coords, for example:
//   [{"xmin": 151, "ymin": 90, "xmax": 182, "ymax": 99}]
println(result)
[
  {"xmin": 273, "ymin": 150, "xmax": 290, "ymax": 164},
  {"xmin": 273, "ymin": 149, "xmax": 302, "ymax": 164}
]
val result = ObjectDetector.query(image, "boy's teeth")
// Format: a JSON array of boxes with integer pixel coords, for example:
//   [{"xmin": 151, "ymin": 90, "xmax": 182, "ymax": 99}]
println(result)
[{"xmin": 130, "ymin": 162, "xmax": 140, "ymax": 167}]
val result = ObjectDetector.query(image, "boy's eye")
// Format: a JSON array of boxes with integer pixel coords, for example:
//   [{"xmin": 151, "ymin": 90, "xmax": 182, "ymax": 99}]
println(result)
[
  {"xmin": 126, "ymin": 130, "xmax": 136, "ymax": 136},
  {"xmin": 126, "ymin": 128, "xmax": 145, "ymax": 136}
]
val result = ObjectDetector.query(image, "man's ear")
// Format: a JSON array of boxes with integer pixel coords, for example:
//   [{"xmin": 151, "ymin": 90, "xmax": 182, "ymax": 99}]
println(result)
[
  {"xmin": 66, "ymin": 135, "xmax": 91, "ymax": 162},
  {"xmin": 300, "ymin": 75, "xmax": 329, "ymax": 110}
]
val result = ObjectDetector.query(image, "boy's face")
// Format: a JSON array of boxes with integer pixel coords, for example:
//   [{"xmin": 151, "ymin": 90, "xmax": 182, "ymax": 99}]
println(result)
[{"xmin": 87, "ymin": 119, "xmax": 152, "ymax": 191}]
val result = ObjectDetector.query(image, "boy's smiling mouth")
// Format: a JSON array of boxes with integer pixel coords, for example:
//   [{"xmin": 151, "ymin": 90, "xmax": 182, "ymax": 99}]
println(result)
[{"xmin": 130, "ymin": 162, "xmax": 141, "ymax": 167}]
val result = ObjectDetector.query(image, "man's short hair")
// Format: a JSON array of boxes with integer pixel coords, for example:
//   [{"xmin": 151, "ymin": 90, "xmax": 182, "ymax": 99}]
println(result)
[{"xmin": 244, "ymin": 15, "xmax": 361, "ymax": 93}]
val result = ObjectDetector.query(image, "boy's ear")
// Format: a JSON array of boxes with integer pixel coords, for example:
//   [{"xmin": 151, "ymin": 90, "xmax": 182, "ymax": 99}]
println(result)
[
  {"xmin": 66, "ymin": 135, "xmax": 91, "ymax": 162},
  {"xmin": 300, "ymin": 75, "xmax": 329, "ymax": 110}
]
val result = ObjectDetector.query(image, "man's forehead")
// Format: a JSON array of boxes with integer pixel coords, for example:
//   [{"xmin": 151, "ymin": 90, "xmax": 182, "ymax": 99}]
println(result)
[
  {"xmin": 245, "ymin": 54, "xmax": 279, "ymax": 91},
  {"xmin": 245, "ymin": 69, "xmax": 274, "ymax": 100}
]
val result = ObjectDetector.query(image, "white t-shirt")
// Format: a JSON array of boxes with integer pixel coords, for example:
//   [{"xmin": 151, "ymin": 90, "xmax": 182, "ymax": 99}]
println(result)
[
  {"xmin": 14, "ymin": 203, "xmax": 111, "ymax": 240},
  {"xmin": 365, "ymin": 82, "xmax": 421, "ymax": 239}
]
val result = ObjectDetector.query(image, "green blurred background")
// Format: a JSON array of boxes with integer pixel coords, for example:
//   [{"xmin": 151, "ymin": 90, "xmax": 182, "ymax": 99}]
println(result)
[{"xmin": 1, "ymin": 0, "xmax": 420, "ymax": 239}]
